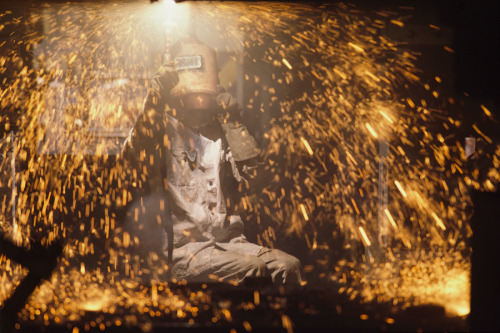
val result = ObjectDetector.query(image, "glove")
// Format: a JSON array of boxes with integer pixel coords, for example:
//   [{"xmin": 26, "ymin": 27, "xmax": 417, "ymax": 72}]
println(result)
[
  {"xmin": 145, "ymin": 62, "xmax": 180, "ymax": 109},
  {"xmin": 216, "ymin": 92, "xmax": 260, "ymax": 162}
]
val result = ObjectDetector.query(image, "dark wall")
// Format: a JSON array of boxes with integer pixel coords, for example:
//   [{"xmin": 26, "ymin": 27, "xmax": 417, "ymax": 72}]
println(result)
[{"xmin": 438, "ymin": 0, "xmax": 500, "ymax": 107}]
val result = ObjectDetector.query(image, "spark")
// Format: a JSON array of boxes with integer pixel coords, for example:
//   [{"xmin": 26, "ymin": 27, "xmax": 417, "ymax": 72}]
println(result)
[
  {"xmin": 443, "ymin": 46, "xmax": 455, "ymax": 53},
  {"xmin": 253, "ymin": 290, "xmax": 260, "ymax": 306},
  {"xmin": 364, "ymin": 123, "xmax": 379, "ymax": 139},
  {"xmin": 379, "ymin": 110, "xmax": 394, "ymax": 124},
  {"xmin": 390, "ymin": 20, "xmax": 404, "ymax": 27},
  {"xmin": 299, "ymin": 203, "xmax": 309, "ymax": 221},
  {"xmin": 282, "ymin": 58, "xmax": 292, "ymax": 70},
  {"xmin": 384, "ymin": 209, "xmax": 398, "ymax": 230},
  {"xmin": 358, "ymin": 227, "xmax": 371, "ymax": 247},
  {"xmin": 480, "ymin": 104, "xmax": 492, "ymax": 117},
  {"xmin": 281, "ymin": 314, "xmax": 293, "ymax": 333},
  {"xmin": 300, "ymin": 136, "xmax": 313, "ymax": 155},
  {"xmin": 243, "ymin": 321, "xmax": 252, "ymax": 332},
  {"xmin": 364, "ymin": 70, "xmax": 380, "ymax": 82},
  {"xmin": 350, "ymin": 198, "xmax": 360, "ymax": 215},
  {"xmin": 394, "ymin": 180, "xmax": 408, "ymax": 198},
  {"xmin": 431, "ymin": 212, "xmax": 446, "ymax": 231},
  {"xmin": 333, "ymin": 68, "xmax": 347, "ymax": 80},
  {"xmin": 347, "ymin": 42, "xmax": 364, "ymax": 53},
  {"xmin": 472, "ymin": 124, "xmax": 493, "ymax": 144}
]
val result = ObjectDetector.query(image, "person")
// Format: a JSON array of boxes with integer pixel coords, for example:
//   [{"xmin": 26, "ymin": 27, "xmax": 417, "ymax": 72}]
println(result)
[{"xmin": 120, "ymin": 37, "xmax": 301, "ymax": 285}]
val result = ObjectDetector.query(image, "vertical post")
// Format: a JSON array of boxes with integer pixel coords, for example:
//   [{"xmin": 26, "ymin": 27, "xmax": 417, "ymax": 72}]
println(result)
[
  {"xmin": 164, "ymin": 15, "xmax": 172, "ymax": 63},
  {"xmin": 236, "ymin": 52, "xmax": 244, "ymax": 110},
  {"xmin": 378, "ymin": 138, "xmax": 389, "ymax": 256},
  {"xmin": 11, "ymin": 131, "xmax": 19, "ymax": 245}
]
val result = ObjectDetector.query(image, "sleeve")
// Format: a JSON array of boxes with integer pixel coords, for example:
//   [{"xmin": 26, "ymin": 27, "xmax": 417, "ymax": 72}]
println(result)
[{"xmin": 120, "ymin": 63, "xmax": 179, "ymax": 194}]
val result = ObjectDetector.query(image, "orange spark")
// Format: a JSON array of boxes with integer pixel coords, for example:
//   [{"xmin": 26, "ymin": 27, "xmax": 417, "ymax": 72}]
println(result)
[
  {"xmin": 384, "ymin": 209, "xmax": 398, "ymax": 230},
  {"xmin": 394, "ymin": 180, "xmax": 408, "ymax": 198},
  {"xmin": 299, "ymin": 203, "xmax": 309, "ymax": 221},
  {"xmin": 444, "ymin": 46, "xmax": 455, "ymax": 53},
  {"xmin": 480, "ymin": 104, "xmax": 492, "ymax": 117},
  {"xmin": 390, "ymin": 20, "xmax": 404, "ymax": 27},
  {"xmin": 348, "ymin": 42, "xmax": 364, "ymax": 53},
  {"xmin": 365, "ymin": 123, "xmax": 379, "ymax": 139},
  {"xmin": 282, "ymin": 58, "xmax": 292, "ymax": 70},
  {"xmin": 300, "ymin": 136, "xmax": 313, "ymax": 155},
  {"xmin": 358, "ymin": 227, "xmax": 371, "ymax": 247},
  {"xmin": 431, "ymin": 212, "xmax": 446, "ymax": 231},
  {"xmin": 379, "ymin": 110, "xmax": 394, "ymax": 124},
  {"xmin": 472, "ymin": 124, "xmax": 493, "ymax": 144}
]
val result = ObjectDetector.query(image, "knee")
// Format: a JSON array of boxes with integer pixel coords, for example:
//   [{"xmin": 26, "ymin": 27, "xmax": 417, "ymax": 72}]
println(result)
[
  {"xmin": 281, "ymin": 256, "xmax": 302, "ymax": 275},
  {"xmin": 243, "ymin": 257, "xmax": 269, "ymax": 278},
  {"xmin": 274, "ymin": 254, "xmax": 302, "ymax": 284}
]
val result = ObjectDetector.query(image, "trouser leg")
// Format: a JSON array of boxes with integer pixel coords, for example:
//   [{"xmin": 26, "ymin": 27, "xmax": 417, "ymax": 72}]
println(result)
[
  {"xmin": 182, "ymin": 248, "xmax": 270, "ymax": 284},
  {"xmin": 257, "ymin": 248, "xmax": 303, "ymax": 284}
]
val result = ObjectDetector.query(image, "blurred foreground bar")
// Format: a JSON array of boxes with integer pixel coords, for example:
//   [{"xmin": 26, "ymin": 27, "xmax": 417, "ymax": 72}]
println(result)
[{"xmin": 470, "ymin": 190, "xmax": 500, "ymax": 332}]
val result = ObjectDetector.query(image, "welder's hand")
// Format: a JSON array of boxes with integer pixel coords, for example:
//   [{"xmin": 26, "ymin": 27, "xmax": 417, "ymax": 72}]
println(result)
[{"xmin": 152, "ymin": 61, "xmax": 179, "ymax": 98}]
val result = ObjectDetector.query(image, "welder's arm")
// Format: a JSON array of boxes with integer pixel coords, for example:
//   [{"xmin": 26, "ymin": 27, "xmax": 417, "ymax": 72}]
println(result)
[
  {"xmin": 121, "ymin": 63, "xmax": 179, "ymax": 193},
  {"xmin": 143, "ymin": 62, "xmax": 179, "ymax": 113}
]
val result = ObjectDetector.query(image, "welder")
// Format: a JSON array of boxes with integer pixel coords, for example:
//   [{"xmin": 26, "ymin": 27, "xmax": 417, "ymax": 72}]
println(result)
[{"xmin": 121, "ymin": 36, "xmax": 301, "ymax": 284}]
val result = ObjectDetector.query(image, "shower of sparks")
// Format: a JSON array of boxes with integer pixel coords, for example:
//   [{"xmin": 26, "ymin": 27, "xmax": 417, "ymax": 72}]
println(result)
[{"xmin": 0, "ymin": 0, "xmax": 499, "ymax": 330}]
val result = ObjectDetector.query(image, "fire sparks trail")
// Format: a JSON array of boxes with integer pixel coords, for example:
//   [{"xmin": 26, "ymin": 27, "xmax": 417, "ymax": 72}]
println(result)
[
  {"xmin": 0, "ymin": 0, "xmax": 498, "ymax": 330},
  {"xmin": 394, "ymin": 180, "xmax": 408, "ymax": 198}
]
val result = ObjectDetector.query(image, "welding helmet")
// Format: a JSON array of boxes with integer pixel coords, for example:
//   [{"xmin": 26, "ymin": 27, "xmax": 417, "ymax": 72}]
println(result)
[{"xmin": 169, "ymin": 36, "xmax": 219, "ymax": 110}]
